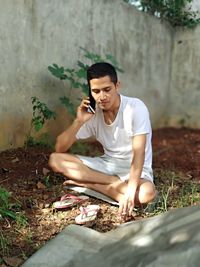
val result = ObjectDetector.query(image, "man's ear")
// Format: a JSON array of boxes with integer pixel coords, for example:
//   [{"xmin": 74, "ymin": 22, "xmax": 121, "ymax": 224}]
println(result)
[{"xmin": 116, "ymin": 81, "xmax": 120, "ymax": 91}]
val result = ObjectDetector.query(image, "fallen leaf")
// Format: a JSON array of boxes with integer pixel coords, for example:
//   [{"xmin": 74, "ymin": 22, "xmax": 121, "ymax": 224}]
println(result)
[
  {"xmin": 39, "ymin": 202, "xmax": 44, "ymax": 209},
  {"xmin": 42, "ymin": 167, "xmax": 50, "ymax": 176},
  {"xmin": 37, "ymin": 181, "xmax": 46, "ymax": 189},
  {"xmin": 43, "ymin": 194, "xmax": 49, "ymax": 200}
]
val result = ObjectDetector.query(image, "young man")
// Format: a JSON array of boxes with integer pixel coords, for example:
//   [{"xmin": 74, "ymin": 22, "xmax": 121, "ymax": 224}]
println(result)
[{"xmin": 49, "ymin": 62, "xmax": 156, "ymax": 217}]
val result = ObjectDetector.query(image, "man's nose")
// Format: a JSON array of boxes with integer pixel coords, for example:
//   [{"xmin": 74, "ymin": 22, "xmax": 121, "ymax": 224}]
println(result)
[{"xmin": 100, "ymin": 90, "xmax": 106, "ymax": 100}]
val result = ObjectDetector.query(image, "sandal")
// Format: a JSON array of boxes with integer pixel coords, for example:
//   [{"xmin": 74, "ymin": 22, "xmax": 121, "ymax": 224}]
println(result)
[
  {"xmin": 75, "ymin": 205, "xmax": 100, "ymax": 224},
  {"xmin": 52, "ymin": 194, "xmax": 89, "ymax": 209}
]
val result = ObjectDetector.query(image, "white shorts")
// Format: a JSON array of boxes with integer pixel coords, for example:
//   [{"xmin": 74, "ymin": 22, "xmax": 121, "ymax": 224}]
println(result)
[{"xmin": 76, "ymin": 154, "xmax": 154, "ymax": 183}]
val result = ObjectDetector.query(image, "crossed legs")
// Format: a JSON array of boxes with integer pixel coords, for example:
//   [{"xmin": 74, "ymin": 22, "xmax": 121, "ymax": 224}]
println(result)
[{"xmin": 49, "ymin": 152, "xmax": 156, "ymax": 205}]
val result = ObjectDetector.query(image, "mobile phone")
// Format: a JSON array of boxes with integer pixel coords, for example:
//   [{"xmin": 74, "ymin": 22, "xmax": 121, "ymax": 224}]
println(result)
[{"xmin": 87, "ymin": 89, "xmax": 96, "ymax": 114}]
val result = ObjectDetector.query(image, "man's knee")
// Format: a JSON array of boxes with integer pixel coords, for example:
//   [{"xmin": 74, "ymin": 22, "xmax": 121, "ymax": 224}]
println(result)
[
  {"xmin": 48, "ymin": 152, "xmax": 59, "ymax": 171},
  {"xmin": 139, "ymin": 182, "xmax": 156, "ymax": 204},
  {"xmin": 48, "ymin": 152, "xmax": 80, "ymax": 173}
]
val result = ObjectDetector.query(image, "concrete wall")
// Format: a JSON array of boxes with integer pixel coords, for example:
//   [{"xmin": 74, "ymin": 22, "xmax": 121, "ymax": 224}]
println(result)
[
  {"xmin": 0, "ymin": 0, "xmax": 173, "ymax": 150},
  {"xmin": 161, "ymin": 1, "xmax": 200, "ymax": 128},
  {"xmin": 166, "ymin": 26, "xmax": 200, "ymax": 128},
  {"xmin": 1, "ymin": 0, "xmax": 200, "ymax": 151}
]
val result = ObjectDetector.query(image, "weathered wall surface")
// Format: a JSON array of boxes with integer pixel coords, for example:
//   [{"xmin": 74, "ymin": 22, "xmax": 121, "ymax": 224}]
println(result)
[
  {"xmin": 0, "ymin": 0, "xmax": 173, "ymax": 150},
  {"xmin": 166, "ymin": 26, "xmax": 200, "ymax": 128},
  {"xmin": 2, "ymin": 0, "xmax": 200, "ymax": 150}
]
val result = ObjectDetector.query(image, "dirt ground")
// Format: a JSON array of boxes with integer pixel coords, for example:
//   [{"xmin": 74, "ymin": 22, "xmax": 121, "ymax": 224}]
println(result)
[{"xmin": 0, "ymin": 127, "xmax": 200, "ymax": 266}]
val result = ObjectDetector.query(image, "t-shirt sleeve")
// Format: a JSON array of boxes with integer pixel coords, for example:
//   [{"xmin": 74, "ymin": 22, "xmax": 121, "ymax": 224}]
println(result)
[
  {"xmin": 76, "ymin": 119, "xmax": 95, "ymax": 140},
  {"xmin": 131, "ymin": 104, "xmax": 151, "ymax": 136}
]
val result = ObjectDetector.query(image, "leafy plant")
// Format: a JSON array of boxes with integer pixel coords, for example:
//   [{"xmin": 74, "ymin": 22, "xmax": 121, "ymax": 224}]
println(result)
[
  {"xmin": 0, "ymin": 187, "xmax": 16, "ymax": 220},
  {"xmin": 25, "ymin": 97, "xmax": 56, "ymax": 147},
  {"xmin": 26, "ymin": 48, "xmax": 123, "ymax": 148},
  {"xmin": 31, "ymin": 97, "xmax": 56, "ymax": 132},
  {"xmin": 124, "ymin": 0, "xmax": 200, "ymax": 28},
  {"xmin": 43, "ymin": 175, "xmax": 50, "ymax": 188},
  {"xmin": 0, "ymin": 187, "xmax": 27, "ymax": 226},
  {"xmin": 48, "ymin": 47, "xmax": 124, "ymax": 117},
  {"xmin": 26, "ymin": 133, "xmax": 54, "ymax": 149}
]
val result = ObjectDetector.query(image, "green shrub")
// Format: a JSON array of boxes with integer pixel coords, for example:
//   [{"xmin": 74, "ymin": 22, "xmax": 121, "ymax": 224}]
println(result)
[
  {"xmin": 31, "ymin": 96, "xmax": 56, "ymax": 132},
  {"xmin": 0, "ymin": 187, "xmax": 27, "ymax": 226},
  {"xmin": 124, "ymin": 0, "xmax": 200, "ymax": 28},
  {"xmin": 48, "ymin": 47, "xmax": 124, "ymax": 116}
]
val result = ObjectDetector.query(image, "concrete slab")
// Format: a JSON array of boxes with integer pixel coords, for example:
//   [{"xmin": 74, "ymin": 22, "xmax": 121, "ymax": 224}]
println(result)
[{"xmin": 22, "ymin": 205, "xmax": 200, "ymax": 267}]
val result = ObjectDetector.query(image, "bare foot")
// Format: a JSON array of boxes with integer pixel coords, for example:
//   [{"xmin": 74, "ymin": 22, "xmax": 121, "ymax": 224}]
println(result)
[{"xmin": 63, "ymin": 179, "xmax": 89, "ymax": 188}]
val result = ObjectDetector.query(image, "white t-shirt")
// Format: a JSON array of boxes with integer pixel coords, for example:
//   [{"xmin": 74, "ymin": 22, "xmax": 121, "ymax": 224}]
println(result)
[{"xmin": 76, "ymin": 94, "xmax": 152, "ymax": 168}]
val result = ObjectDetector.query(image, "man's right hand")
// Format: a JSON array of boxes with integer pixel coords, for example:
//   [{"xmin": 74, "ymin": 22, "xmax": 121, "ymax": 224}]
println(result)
[{"xmin": 76, "ymin": 97, "xmax": 94, "ymax": 123}]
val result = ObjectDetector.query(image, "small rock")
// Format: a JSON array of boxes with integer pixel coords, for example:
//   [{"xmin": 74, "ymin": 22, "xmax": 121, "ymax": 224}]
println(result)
[{"xmin": 11, "ymin": 157, "xmax": 19, "ymax": 163}]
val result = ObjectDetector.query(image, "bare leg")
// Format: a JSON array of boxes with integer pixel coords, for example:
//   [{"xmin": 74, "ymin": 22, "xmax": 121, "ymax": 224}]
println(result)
[
  {"xmin": 49, "ymin": 152, "xmax": 156, "ymax": 205},
  {"xmin": 64, "ymin": 178, "xmax": 156, "ymax": 205},
  {"xmin": 49, "ymin": 152, "xmax": 119, "ymax": 184}
]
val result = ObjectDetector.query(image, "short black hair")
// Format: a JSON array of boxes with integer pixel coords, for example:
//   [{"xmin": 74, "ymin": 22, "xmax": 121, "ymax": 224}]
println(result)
[{"xmin": 87, "ymin": 62, "xmax": 118, "ymax": 85}]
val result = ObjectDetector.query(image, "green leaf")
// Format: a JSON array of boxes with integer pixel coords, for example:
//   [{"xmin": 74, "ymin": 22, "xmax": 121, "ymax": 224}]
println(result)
[
  {"xmin": 65, "ymin": 68, "xmax": 75, "ymax": 74},
  {"xmin": 34, "ymin": 121, "xmax": 43, "ymax": 132},
  {"xmin": 48, "ymin": 64, "xmax": 66, "ymax": 79},
  {"xmin": 0, "ymin": 208, "xmax": 17, "ymax": 220},
  {"xmin": 0, "ymin": 187, "xmax": 10, "ymax": 208},
  {"xmin": 80, "ymin": 47, "xmax": 103, "ymax": 63},
  {"xmin": 75, "ymin": 68, "xmax": 87, "ymax": 79},
  {"xmin": 77, "ymin": 61, "xmax": 89, "ymax": 71}
]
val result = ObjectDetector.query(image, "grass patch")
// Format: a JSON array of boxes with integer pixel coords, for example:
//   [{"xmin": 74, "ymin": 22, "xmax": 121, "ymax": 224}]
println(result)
[
  {"xmin": 0, "ymin": 187, "xmax": 29, "ymax": 257},
  {"xmin": 145, "ymin": 169, "xmax": 200, "ymax": 215},
  {"xmin": 1, "ymin": 169, "xmax": 199, "ymax": 260},
  {"xmin": 0, "ymin": 187, "xmax": 28, "ymax": 226},
  {"xmin": 0, "ymin": 231, "xmax": 10, "ymax": 256}
]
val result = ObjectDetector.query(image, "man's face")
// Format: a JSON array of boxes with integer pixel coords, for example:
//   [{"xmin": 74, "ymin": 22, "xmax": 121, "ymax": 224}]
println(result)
[{"xmin": 89, "ymin": 75, "xmax": 120, "ymax": 111}]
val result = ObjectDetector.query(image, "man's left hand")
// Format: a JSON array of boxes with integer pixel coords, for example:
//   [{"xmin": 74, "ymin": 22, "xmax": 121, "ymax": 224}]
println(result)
[{"xmin": 118, "ymin": 186, "xmax": 137, "ymax": 217}]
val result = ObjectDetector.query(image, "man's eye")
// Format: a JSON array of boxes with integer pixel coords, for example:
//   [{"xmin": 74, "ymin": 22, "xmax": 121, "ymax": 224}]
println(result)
[{"xmin": 93, "ymin": 90, "xmax": 100, "ymax": 94}]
